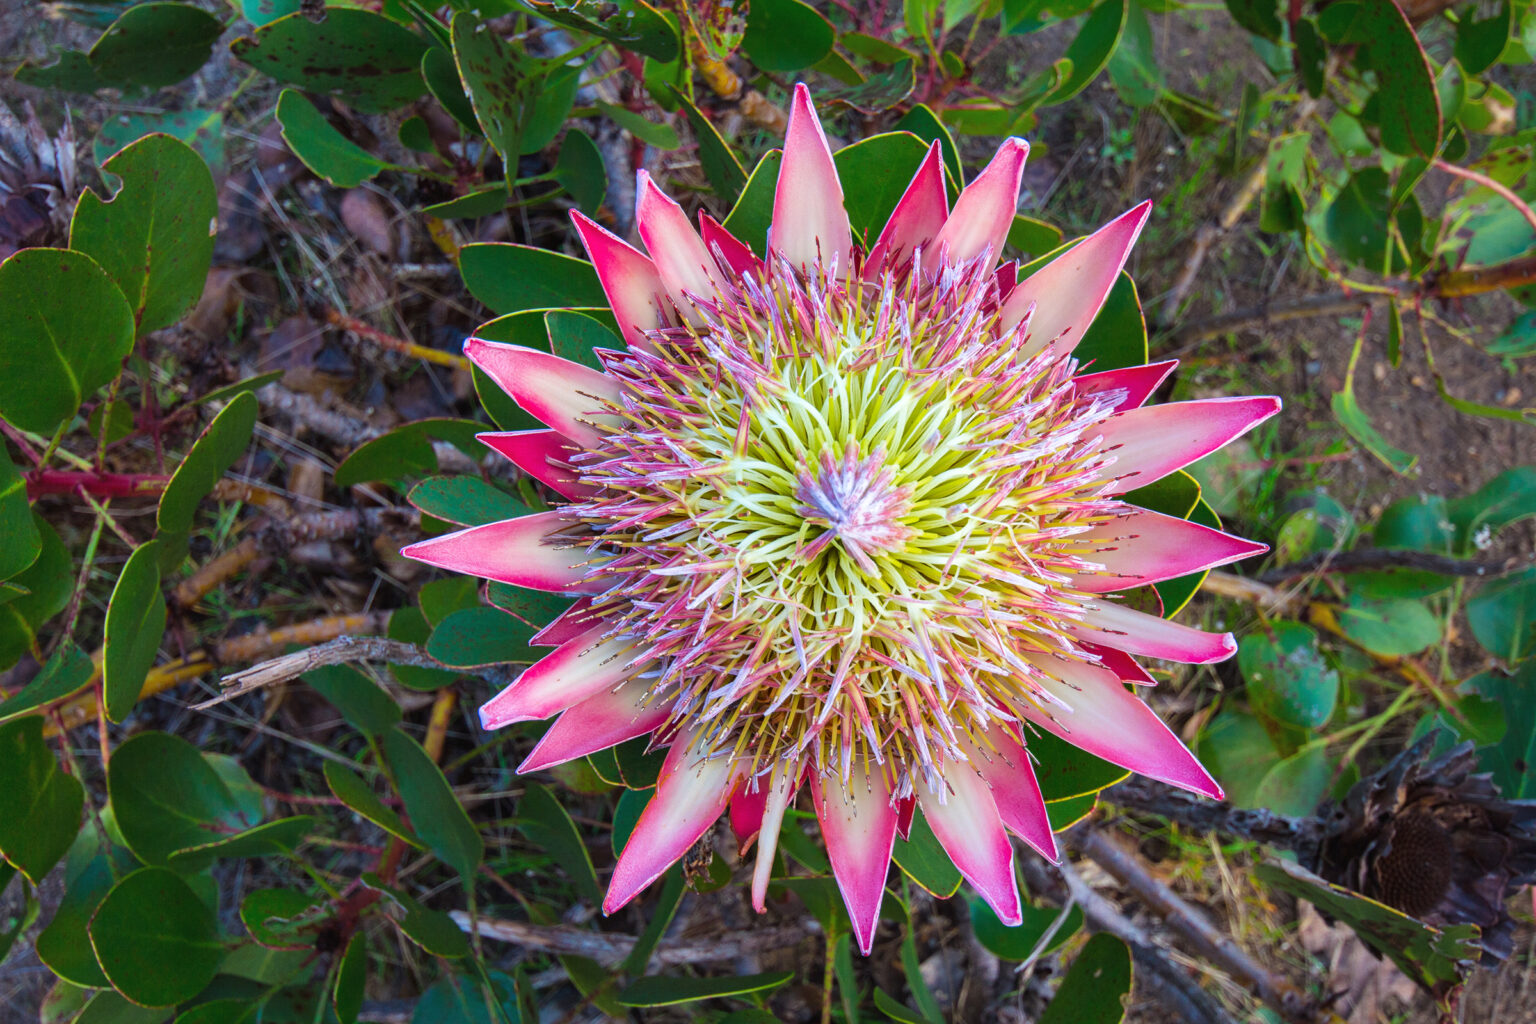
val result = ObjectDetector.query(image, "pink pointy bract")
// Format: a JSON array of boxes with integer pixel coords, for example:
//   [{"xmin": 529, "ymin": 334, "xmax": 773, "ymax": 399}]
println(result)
[{"xmin": 403, "ymin": 85, "xmax": 1278, "ymax": 954}]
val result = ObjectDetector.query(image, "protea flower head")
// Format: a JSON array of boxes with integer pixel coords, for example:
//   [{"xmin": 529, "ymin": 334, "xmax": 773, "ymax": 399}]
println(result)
[{"xmin": 404, "ymin": 86, "xmax": 1279, "ymax": 953}]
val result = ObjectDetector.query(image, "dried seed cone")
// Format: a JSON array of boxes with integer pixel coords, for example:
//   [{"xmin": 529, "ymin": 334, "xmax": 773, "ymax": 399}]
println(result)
[{"xmin": 1316, "ymin": 736, "xmax": 1536, "ymax": 961}]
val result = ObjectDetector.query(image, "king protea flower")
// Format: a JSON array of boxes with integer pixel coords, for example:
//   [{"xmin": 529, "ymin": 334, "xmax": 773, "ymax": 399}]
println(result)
[{"xmin": 404, "ymin": 86, "xmax": 1278, "ymax": 953}]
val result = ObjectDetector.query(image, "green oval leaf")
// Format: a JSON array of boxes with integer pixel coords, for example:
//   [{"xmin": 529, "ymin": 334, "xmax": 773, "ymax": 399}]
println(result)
[
  {"xmin": 362, "ymin": 873, "xmax": 471, "ymax": 957},
  {"xmin": 88, "ymin": 3, "xmax": 223, "ymax": 88},
  {"xmin": 1448, "ymin": 467, "xmax": 1536, "ymax": 553},
  {"xmin": 1031, "ymin": 729, "xmax": 1129, "ymax": 801},
  {"xmin": 422, "ymin": 46, "xmax": 478, "ymax": 131},
  {"xmin": 1039, "ymin": 933, "xmax": 1131, "ymax": 1024},
  {"xmin": 1466, "ymin": 660, "xmax": 1536, "ymax": 797},
  {"xmin": 1045, "ymin": 792, "xmax": 1097, "ymax": 830},
  {"xmin": 0, "ymin": 644, "xmax": 94, "ymax": 725},
  {"xmin": 302, "ymin": 663, "xmax": 401, "ymax": 736},
  {"xmin": 831, "ymin": 131, "xmax": 932, "ymax": 245},
  {"xmin": 450, "ymin": 13, "xmax": 525, "ymax": 164},
  {"xmin": 104, "ymin": 541, "xmax": 166, "ymax": 723},
  {"xmin": 0, "ymin": 517, "xmax": 73, "ymax": 670},
  {"xmin": 38, "ymin": 841, "xmax": 128, "ymax": 987},
  {"xmin": 1238, "ymin": 621, "xmax": 1339, "ymax": 731},
  {"xmin": 166, "ymin": 815, "xmax": 314, "ymax": 872},
  {"xmin": 459, "ymin": 243, "xmax": 606, "ymax": 315},
  {"xmin": 88, "ymin": 867, "xmax": 223, "ymax": 1008},
  {"xmin": 333, "ymin": 931, "xmax": 366, "ymax": 1024},
  {"xmin": 554, "ymin": 128, "xmax": 608, "ymax": 215},
  {"xmin": 517, "ymin": 782, "xmax": 601, "ymax": 904},
  {"xmin": 1317, "ymin": 0, "xmax": 1441, "ymax": 156},
  {"xmin": 324, "ymin": 761, "xmax": 424, "ymax": 849},
  {"xmin": 107, "ymin": 731, "xmax": 251, "ymax": 865},
  {"xmin": 334, "ymin": 418, "xmax": 479, "ymax": 488},
  {"xmin": 1074, "ymin": 271, "xmax": 1148, "ymax": 372},
  {"xmin": 230, "ymin": 9, "xmax": 430, "ymax": 113},
  {"xmin": 484, "ymin": 583, "xmax": 571, "ymax": 632},
  {"xmin": 1467, "ymin": 567, "xmax": 1536, "ymax": 663},
  {"xmin": 0, "ymin": 715, "xmax": 84, "ymax": 884},
  {"xmin": 0, "ymin": 446, "xmax": 40, "ymax": 582},
  {"xmin": 1252, "ymin": 744, "xmax": 1333, "ymax": 817},
  {"xmin": 240, "ymin": 887, "xmax": 321, "ymax": 947},
  {"xmin": 1007, "ymin": 214, "xmax": 1065, "ymax": 259},
  {"xmin": 71, "ymin": 133, "xmax": 217, "ymax": 337},
  {"xmin": 0, "ymin": 248, "xmax": 135, "ymax": 435},
  {"xmin": 1338, "ymin": 594, "xmax": 1441, "ymax": 656},
  {"xmin": 1196, "ymin": 707, "xmax": 1278, "ymax": 808},
  {"xmin": 968, "ymin": 896, "xmax": 1084, "ymax": 960},
  {"xmin": 741, "ymin": 0, "xmax": 832, "ymax": 71},
  {"xmin": 407, "ymin": 476, "xmax": 533, "ymax": 527},
  {"xmin": 1455, "ymin": 2, "xmax": 1511, "ymax": 75},
  {"xmin": 275, "ymin": 89, "xmax": 394, "ymax": 187},
  {"xmin": 156, "ymin": 392, "xmax": 259, "ymax": 571},
  {"xmin": 380, "ymin": 726, "xmax": 483, "ymax": 881},
  {"xmin": 890, "ymin": 808, "xmax": 962, "ymax": 898},
  {"xmin": 594, "ymin": 100, "xmax": 679, "ymax": 150},
  {"xmin": 1043, "ymin": 0, "xmax": 1128, "ymax": 106},
  {"xmin": 1374, "ymin": 494, "xmax": 1454, "ymax": 552},
  {"xmin": 427, "ymin": 605, "xmax": 540, "ymax": 668},
  {"xmin": 546, "ymin": 308, "xmax": 622, "ymax": 370}
]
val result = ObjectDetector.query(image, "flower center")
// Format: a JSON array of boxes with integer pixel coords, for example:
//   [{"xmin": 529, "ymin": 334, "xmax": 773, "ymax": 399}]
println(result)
[{"xmin": 795, "ymin": 443, "xmax": 914, "ymax": 574}]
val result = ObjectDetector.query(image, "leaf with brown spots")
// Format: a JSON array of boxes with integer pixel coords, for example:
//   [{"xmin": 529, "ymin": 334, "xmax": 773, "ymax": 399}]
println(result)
[{"xmin": 230, "ymin": 8, "xmax": 429, "ymax": 114}]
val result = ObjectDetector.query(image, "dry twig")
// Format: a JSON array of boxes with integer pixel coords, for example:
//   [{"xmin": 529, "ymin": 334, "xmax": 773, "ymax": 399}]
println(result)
[
  {"xmin": 194, "ymin": 636, "xmax": 516, "ymax": 710},
  {"xmin": 452, "ymin": 912, "xmax": 811, "ymax": 968},
  {"xmin": 1074, "ymin": 828, "xmax": 1319, "ymax": 1022},
  {"xmin": 324, "ymin": 308, "xmax": 471, "ymax": 371},
  {"xmin": 44, "ymin": 611, "xmax": 389, "ymax": 735},
  {"xmin": 1257, "ymin": 548, "xmax": 1522, "ymax": 584},
  {"xmin": 1105, "ymin": 776, "xmax": 1324, "ymax": 856},
  {"xmin": 173, "ymin": 505, "xmax": 420, "ymax": 609}
]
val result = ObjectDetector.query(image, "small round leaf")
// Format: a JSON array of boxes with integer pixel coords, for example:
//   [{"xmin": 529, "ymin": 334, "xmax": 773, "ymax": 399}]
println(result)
[
  {"xmin": 1238, "ymin": 621, "xmax": 1339, "ymax": 731},
  {"xmin": 107, "ymin": 731, "xmax": 251, "ymax": 865},
  {"xmin": 0, "ymin": 249, "xmax": 134, "ymax": 435},
  {"xmin": 88, "ymin": 867, "xmax": 223, "ymax": 1007}
]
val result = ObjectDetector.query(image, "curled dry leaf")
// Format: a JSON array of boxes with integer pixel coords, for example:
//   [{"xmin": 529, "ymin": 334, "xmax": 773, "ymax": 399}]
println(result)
[
  {"xmin": 340, "ymin": 188, "xmax": 397, "ymax": 259},
  {"xmin": 286, "ymin": 458, "xmax": 327, "ymax": 504}
]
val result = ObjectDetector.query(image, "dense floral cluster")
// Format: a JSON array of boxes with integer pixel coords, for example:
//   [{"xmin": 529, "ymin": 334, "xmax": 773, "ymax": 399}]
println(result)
[{"xmin": 405, "ymin": 86, "xmax": 1278, "ymax": 952}]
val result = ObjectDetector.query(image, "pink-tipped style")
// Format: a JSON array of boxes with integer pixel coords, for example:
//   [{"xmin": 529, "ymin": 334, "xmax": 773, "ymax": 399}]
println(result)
[{"xmin": 403, "ymin": 87, "xmax": 1277, "ymax": 952}]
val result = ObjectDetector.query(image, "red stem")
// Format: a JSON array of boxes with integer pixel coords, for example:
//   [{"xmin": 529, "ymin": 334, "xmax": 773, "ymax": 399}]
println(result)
[{"xmin": 26, "ymin": 470, "xmax": 170, "ymax": 499}]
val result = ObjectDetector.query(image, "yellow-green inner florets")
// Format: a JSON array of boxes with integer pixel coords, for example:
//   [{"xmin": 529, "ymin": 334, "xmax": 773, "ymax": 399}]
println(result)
[{"xmin": 569, "ymin": 258, "xmax": 1127, "ymax": 793}]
